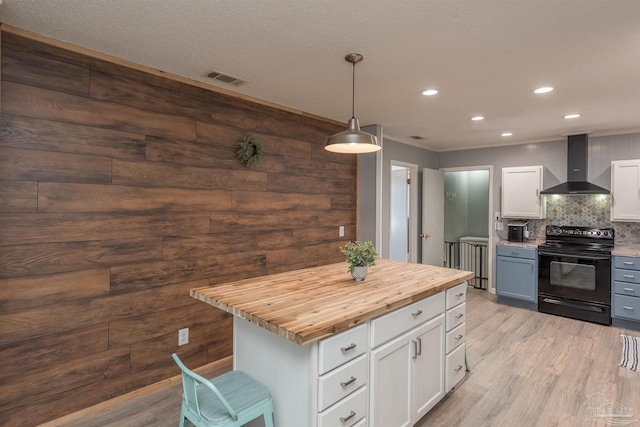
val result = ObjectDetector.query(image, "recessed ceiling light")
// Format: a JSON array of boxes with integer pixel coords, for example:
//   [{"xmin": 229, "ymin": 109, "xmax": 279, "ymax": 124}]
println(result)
[
  {"xmin": 471, "ymin": 116, "xmax": 484, "ymax": 121},
  {"xmin": 564, "ymin": 113, "xmax": 581, "ymax": 119},
  {"xmin": 421, "ymin": 89, "xmax": 438, "ymax": 96},
  {"xmin": 533, "ymin": 86, "xmax": 554, "ymax": 94},
  {"xmin": 501, "ymin": 132, "xmax": 513, "ymax": 137}
]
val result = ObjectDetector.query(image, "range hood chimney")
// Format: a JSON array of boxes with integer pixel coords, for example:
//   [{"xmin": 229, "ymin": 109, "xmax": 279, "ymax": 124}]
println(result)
[{"xmin": 540, "ymin": 134, "xmax": 609, "ymax": 195}]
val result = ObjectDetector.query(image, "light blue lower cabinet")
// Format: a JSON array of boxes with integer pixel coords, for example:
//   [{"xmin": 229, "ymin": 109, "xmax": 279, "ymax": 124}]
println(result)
[
  {"xmin": 612, "ymin": 255, "xmax": 640, "ymax": 331},
  {"xmin": 495, "ymin": 245, "xmax": 538, "ymax": 310}
]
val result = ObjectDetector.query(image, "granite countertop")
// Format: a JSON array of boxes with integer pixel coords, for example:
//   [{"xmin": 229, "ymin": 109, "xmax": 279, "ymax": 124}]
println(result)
[
  {"xmin": 612, "ymin": 243, "xmax": 640, "ymax": 257},
  {"xmin": 190, "ymin": 259, "xmax": 473, "ymax": 345},
  {"xmin": 496, "ymin": 238, "xmax": 543, "ymax": 249},
  {"xmin": 497, "ymin": 238, "xmax": 640, "ymax": 257}
]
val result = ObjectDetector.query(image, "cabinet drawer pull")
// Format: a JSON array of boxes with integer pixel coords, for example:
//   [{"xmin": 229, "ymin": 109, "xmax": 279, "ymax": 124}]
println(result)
[
  {"xmin": 340, "ymin": 343, "xmax": 357, "ymax": 353},
  {"xmin": 455, "ymin": 313, "xmax": 464, "ymax": 319},
  {"xmin": 454, "ymin": 365, "xmax": 463, "ymax": 372},
  {"xmin": 623, "ymin": 306, "xmax": 635, "ymax": 310},
  {"xmin": 411, "ymin": 309, "xmax": 423, "ymax": 317},
  {"xmin": 456, "ymin": 292, "xmax": 464, "ymax": 298},
  {"xmin": 340, "ymin": 376, "xmax": 357, "ymax": 387},
  {"xmin": 624, "ymin": 275, "xmax": 635, "ymax": 279},
  {"xmin": 339, "ymin": 410, "xmax": 356, "ymax": 423},
  {"xmin": 511, "ymin": 251, "xmax": 520, "ymax": 256},
  {"xmin": 624, "ymin": 288, "xmax": 636, "ymax": 292},
  {"xmin": 455, "ymin": 334, "xmax": 464, "ymax": 340},
  {"xmin": 624, "ymin": 261, "xmax": 635, "ymax": 265}
]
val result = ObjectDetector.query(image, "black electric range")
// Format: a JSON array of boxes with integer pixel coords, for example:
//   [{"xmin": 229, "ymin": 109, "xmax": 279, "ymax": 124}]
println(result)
[{"xmin": 537, "ymin": 225, "xmax": 614, "ymax": 325}]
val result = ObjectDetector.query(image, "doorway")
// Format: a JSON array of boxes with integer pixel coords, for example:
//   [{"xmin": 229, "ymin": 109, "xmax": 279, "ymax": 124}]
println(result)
[
  {"xmin": 389, "ymin": 161, "xmax": 418, "ymax": 262},
  {"xmin": 442, "ymin": 167, "xmax": 493, "ymax": 290}
]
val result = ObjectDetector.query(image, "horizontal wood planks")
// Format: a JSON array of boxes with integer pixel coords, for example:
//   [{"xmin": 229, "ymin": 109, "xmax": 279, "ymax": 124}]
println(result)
[
  {"xmin": 192, "ymin": 259, "xmax": 475, "ymax": 344},
  {"xmin": 0, "ymin": 30, "xmax": 353, "ymax": 426}
]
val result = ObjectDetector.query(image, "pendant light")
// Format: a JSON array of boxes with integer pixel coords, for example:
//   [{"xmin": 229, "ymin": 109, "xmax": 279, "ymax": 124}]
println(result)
[{"xmin": 325, "ymin": 53, "xmax": 381, "ymax": 154}]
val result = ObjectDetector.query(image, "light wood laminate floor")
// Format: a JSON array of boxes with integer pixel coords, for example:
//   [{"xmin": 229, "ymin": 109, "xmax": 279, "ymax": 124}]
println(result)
[{"xmin": 42, "ymin": 288, "xmax": 640, "ymax": 427}]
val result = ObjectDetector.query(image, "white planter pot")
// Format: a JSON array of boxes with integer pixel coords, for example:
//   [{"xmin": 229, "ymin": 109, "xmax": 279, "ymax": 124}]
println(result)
[{"xmin": 351, "ymin": 266, "xmax": 368, "ymax": 282}]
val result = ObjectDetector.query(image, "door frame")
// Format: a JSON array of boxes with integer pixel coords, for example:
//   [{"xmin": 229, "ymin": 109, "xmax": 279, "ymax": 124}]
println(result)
[
  {"xmin": 441, "ymin": 165, "xmax": 495, "ymax": 293},
  {"xmin": 389, "ymin": 160, "xmax": 418, "ymax": 263}
]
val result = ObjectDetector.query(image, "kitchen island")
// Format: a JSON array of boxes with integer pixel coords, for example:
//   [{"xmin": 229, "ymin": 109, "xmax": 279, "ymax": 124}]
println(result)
[{"xmin": 191, "ymin": 259, "xmax": 474, "ymax": 427}]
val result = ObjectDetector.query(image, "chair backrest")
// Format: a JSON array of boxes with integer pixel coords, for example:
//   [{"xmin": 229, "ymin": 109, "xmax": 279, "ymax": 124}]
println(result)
[{"xmin": 171, "ymin": 353, "xmax": 239, "ymax": 422}]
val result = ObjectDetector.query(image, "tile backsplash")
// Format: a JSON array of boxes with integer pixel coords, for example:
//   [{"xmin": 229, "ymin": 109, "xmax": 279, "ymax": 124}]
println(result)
[{"xmin": 526, "ymin": 194, "xmax": 640, "ymax": 243}]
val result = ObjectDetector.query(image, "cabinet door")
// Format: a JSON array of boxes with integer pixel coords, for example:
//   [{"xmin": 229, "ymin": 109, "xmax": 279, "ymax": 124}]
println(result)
[
  {"xmin": 413, "ymin": 315, "xmax": 445, "ymax": 420},
  {"xmin": 611, "ymin": 160, "xmax": 640, "ymax": 221},
  {"xmin": 496, "ymin": 256, "xmax": 537, "ymax": 302},
  {"xmin": 370, "ymin": 332, "xmax": 413, "ymax": 427},
  {"xmin": 502, "ymin": 166, "xmax": 545, "ymax": 219}
]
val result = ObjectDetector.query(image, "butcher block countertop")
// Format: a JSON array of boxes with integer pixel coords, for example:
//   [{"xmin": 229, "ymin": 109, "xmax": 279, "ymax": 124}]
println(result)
[{"xmin": 191, "ymin": 259, "xmax": 474, "ymax": 345}]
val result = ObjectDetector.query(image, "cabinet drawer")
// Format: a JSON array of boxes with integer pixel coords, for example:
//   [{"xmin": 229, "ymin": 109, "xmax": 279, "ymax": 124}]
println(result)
[
  {"xmin": 445, "ymin": 302, "xmax": 466, "ymax": 332},
  {"xmin": 446, "ymin": 323, "xmax": 465, "ymax": 354},
  {"xmin": 318, "ymin": 385, "xmax": 367, "ymax": 427},
  {"xmin": 370, "ymin": 292, "xmax": 445, "ymax": 348},
  {"xmin": 613, "ymin": 294, "xmax": 640, "ymax": 321},
  {"xmin": 614, "ymin": 269, "xmax": 640, "ymax": 284},
  {"xmin": 445, "ymin": 342, "xmax": 466, "ymax": 393},
  {"xmin": 319, "ymin": 324, "xmax": 367, "ymax": 375},
  {"xmin": 446, "ymin": 282, "xmax": 467, "ymax": 309},
  {"xmin": 615, "ymin": 256, "xmax": 640, "ymax": 271},
  {"xmin": 496, "ymin": 245, "xmax": 536, "ymax": 259},
  {"xmin": 318, "ymin": 354, "xmax": 368, "ymax": 411},
  {"xmin": 614, "ymin": 281, "xmax": 640, "ymax": 296}
]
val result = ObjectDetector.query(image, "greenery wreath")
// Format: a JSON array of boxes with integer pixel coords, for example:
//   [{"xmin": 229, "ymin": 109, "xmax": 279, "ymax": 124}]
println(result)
[{"xmin": 237, "ymin": 135, "xmax": 265, "ymax": 168}]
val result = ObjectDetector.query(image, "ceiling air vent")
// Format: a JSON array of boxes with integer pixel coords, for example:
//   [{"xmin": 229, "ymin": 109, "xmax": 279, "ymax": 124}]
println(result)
[{"xmin": 206, "ymin": 70, "xmax": 247, "ymax": 86}]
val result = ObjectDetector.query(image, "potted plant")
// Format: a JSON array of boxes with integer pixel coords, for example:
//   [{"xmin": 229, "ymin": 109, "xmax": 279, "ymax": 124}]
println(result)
[{"xmin": 340, "ymin": 240, "xmax": 378, "ymax": 282}]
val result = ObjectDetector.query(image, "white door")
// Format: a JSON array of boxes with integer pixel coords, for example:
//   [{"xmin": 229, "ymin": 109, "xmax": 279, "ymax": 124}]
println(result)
[
  {"xmin": 390, "ymin": 161, "xmax": 418, "ymax": 263},
  {"xmin": 390, "ymin": 167, "xmax": 409, "ymax": 261},
  {"xmin": 422, "ymin": 168, "xmax": 444, "ymax": 266}
]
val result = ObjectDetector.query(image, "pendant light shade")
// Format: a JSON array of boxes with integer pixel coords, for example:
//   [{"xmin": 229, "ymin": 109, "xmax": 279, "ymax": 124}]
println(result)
[{"xmin": 325, "ymin": 54, "xmax": 380, "ymax": 154}]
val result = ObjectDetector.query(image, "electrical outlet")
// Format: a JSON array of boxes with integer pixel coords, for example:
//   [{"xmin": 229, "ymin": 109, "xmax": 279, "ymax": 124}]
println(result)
[
  {"xmin": 495, "ymin": 212, "xmax": 501, "ymax": 221},
  {"xmin": 178, "ymin": 328, "xmax": 189, "ymax": 346},
  {"xmin": 339, "ymin": 225, "xmax": 344, "ymax": 237}
]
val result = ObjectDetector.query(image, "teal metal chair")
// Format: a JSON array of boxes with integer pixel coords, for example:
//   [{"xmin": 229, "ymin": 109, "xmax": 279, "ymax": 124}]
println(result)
[{"xmin": 172, "ymin": 353, "xmax": 274, "ymax": 427}]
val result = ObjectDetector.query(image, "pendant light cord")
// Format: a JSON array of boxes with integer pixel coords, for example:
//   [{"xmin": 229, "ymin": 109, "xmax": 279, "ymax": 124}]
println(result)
[{"xmin": 351, "ymin": 62, "xmax": 356, "ymax": 119}]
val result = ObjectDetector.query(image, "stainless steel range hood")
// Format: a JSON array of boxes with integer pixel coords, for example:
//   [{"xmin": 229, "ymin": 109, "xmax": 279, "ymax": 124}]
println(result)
[{"xmin": 540, "ymin": 134, "xmax": 609, "ymax": 195}]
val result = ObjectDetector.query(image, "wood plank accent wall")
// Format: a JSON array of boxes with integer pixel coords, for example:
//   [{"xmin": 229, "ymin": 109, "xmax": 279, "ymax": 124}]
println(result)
[{"xmin": 0, "ymin": 31, "xmax": 357, "ymax": 426}]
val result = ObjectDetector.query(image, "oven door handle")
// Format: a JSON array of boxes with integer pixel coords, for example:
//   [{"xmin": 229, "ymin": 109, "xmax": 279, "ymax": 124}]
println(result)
[
  {"xmin": 541, "ymin": 297, "xmax": 605, "ymax": 313},
  {"xmin": 538, "ymin": 250, "xmax": 610, "ymax": 261}
]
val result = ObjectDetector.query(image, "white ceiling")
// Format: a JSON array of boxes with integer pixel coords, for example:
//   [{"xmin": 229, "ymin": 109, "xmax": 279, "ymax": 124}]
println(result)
[{"xmin": 2, "ymin": 0, "xmax": 640, "ymax": 151}]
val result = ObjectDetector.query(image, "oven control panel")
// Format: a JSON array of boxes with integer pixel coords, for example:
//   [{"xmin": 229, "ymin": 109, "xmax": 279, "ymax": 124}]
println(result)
[{"xmin": 545, "ymin": 225, "xmax": 614, "ymax": 240}]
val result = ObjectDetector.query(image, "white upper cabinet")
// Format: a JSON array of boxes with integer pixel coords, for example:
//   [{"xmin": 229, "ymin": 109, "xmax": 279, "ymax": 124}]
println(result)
[
  {"xmin": 501, "ymin": 166, "xmax": 545, "ymax": 219},
  {"xmin": 611, "ymin": 159, "xmax": 640, "ymax": 221}
]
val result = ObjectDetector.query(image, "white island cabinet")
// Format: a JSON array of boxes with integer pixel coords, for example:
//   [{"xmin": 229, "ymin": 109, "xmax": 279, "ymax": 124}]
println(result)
[
  {"xmin": 370, "ymin": 293, "xmax": 445, "ymax": 427},
  {"xmin": 191, "ymin": 259, "xmax": 473, "ymax": 427},
  {"xmin": 234, "ymin": 319, "xmax": 369, "ymax": 427}
]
